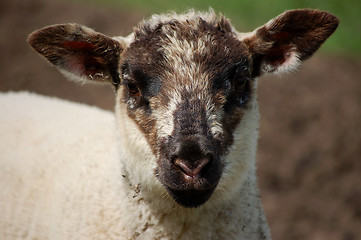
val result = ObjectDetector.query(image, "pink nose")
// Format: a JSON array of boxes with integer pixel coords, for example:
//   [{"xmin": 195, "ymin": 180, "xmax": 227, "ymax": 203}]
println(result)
[{"xmin": 174, "ymin": 158, "xmax": 210, "ymax": 181}]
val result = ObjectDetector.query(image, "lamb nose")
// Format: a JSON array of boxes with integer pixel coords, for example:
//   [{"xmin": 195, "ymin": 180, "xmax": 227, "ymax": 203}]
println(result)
[{"xmin": 174, "ymin": 158, "xmax": 210, "ymax": 180}]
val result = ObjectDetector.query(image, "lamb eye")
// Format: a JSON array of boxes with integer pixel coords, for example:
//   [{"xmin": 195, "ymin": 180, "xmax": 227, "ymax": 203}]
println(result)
[
  {"xmin": 234, "ymin": 78, "xmax": 247, "ymax": 91},
  {"xmin": 127, "ymin": 82, "xmax": 140, "ymax": 96}
]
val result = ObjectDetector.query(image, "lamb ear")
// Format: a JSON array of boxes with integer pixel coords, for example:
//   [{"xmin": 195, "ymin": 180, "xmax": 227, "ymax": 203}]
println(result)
[
  {"xmin": 240, "ymin": 9, "xmax": 339, "ymax": 77},
  {"xmin": 27, "ymin": 23, "xmax": 125, "ymax": 85}
]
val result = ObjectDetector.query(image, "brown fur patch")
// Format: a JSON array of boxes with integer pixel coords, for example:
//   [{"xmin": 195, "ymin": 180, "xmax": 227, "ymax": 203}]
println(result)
[{"xmin": 120, "ymin": 13, "xmax": 252, "ymax": 158}]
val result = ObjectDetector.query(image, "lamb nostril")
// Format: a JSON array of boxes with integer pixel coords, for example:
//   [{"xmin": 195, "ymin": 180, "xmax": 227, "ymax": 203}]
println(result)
[{"xmin": 174, "ymin": 158, "xmax": 210, "ymax": 180}]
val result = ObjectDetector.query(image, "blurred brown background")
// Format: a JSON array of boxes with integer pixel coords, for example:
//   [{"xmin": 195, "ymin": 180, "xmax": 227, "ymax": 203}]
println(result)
[{"xmin": 1, "ymin": 0, "xmax": 360, "ymax": 239}]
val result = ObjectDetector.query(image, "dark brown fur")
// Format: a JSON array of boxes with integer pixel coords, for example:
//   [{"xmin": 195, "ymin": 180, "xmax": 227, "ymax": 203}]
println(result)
[{"xmin": 121, "ymin": 15, "xmax": 252, "ymax": 154}]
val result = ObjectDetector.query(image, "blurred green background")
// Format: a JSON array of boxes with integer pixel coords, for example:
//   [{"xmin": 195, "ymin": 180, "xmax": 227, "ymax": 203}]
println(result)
[{"xmin": 69, "ymin": 0, "xmax": 361, "ymax": 58}]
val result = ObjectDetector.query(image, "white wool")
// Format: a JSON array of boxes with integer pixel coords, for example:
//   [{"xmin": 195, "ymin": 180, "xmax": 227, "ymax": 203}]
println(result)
[{"xmin": 0, "ymin": 92, "xmax": 123, "ymax": 239}]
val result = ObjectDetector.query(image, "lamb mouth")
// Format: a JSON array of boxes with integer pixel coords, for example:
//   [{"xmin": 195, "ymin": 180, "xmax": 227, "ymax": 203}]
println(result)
[{"xmin": 165, "ymin": 186, "xmax": 216, "ymax": 208}]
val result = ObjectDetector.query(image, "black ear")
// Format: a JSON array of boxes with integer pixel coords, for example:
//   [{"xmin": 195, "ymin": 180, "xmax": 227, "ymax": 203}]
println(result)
[
  {"xmin": 28, "ymin": 24, "xmax": 125, "ymax": 85},
  {"xmin": 240, "ymin": 9, "xmax": 339, "ymax": 77}
]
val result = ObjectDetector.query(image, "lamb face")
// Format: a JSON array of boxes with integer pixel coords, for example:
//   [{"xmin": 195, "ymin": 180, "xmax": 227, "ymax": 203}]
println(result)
[
  {"xmin": 116, "ymin": 16, "xmax": 256, "ymax": 207},
  {"xmin": 27, "ymin": 9, "xmax": 339, "ymax": 209}
]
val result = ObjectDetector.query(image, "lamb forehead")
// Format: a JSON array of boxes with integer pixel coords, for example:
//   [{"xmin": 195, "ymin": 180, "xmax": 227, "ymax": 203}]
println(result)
[
  {"xmin": 135, "ymin": 9, "xmax": 237, "ymax": 37},
  {"xmin": 123, "ymin": 10, "xmax": 248, "ymax": 84}
]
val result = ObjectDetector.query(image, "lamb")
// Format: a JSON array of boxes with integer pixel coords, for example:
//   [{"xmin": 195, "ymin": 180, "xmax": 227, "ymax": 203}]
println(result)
[{"xmin": 0, "ymin": 9, "xmax": 338, "ymax": 239}]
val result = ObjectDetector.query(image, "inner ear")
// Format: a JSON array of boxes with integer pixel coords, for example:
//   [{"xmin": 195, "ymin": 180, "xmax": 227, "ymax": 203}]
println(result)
[{"xmin": 62, "ymin": 42, "xmax": 106, "ymax": 77}]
